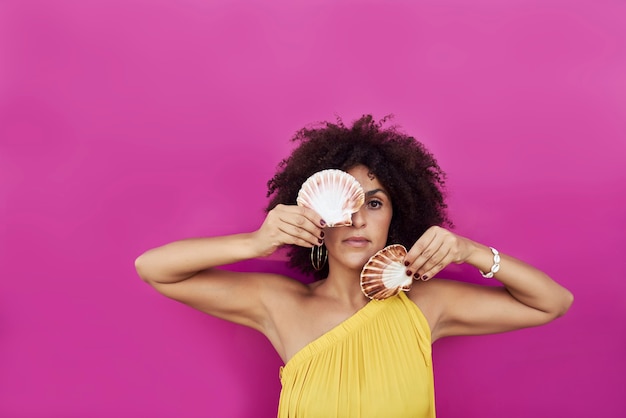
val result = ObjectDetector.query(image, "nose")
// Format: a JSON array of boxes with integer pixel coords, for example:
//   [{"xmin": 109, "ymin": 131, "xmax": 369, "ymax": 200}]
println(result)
[{"xmin": 351, "ymin": 207, "xmax": 366, "ymax": 228}]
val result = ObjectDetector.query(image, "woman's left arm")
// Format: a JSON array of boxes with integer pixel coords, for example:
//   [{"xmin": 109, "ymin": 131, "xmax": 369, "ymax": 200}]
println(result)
[{"xmin": 404, "ymin": 226, "xmax": 574, "ymax": 341}]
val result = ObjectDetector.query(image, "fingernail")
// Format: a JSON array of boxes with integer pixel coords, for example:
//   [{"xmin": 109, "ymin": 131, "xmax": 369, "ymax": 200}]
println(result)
[
  {"xmin": 413, "ymin": 273, "xmax": 420, "ymax": 279},
  {"xmin": 422, "ymin": 274, "xmax": 428, "ymax": 281},
  {"xmin": 320, "ymin": 219, "xmax": 326, "ymax": 226},
  {"xmin": 406, "ymin": 270, "xmax": 413, "ymax": 276},
  {"xmin": 320, "ymin": 231, "xmax": 325, "ymax": 238},
  {"xmin": 318, "ymin": 238, "xmax": 323, "ymax": 244},
  {"xmin": 404, "ymin": 261, "xmax": 410, "ymax": 266}
]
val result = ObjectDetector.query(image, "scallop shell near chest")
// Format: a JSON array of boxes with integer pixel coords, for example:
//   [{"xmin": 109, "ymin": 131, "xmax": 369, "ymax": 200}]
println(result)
[
  {"xmin": 360, "ymin": 244, "xmax": 413, "ymax": 300},
  {"xmin": 296, "ymin": 169, "xmax": 365, "ymax": 227}
]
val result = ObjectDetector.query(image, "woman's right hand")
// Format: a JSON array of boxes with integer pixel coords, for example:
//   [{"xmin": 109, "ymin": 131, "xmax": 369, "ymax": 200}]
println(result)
[{"xmin": 252, "ymin": 204, "xmax": 326, "ymax": 257}]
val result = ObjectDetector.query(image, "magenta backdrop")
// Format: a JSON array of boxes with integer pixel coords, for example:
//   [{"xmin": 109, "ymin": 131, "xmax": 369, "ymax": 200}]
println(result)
[{"xmin": 1, "ymin": 0, "xmax": 625, "ymax": 417}]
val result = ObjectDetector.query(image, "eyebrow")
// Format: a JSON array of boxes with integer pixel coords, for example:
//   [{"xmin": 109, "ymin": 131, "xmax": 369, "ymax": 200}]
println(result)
[{"xmin": 365, "ymin": 188, "xmax": 390, "ymax": 198}]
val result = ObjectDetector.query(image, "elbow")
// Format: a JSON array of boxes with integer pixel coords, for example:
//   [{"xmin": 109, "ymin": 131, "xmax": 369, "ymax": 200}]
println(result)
[
  {"xmin": 559, "ymin": 289, "xmax": 574, "ymax": 317},
  {"xmin": 134, "ymin": 251, "xmax": 178, "ymax": 287},
  {"xmin": 550, "ymin": 288, "xmax": 574, "ymax": 320},
  {"xmin": 134, "ymin": 253, "xmax": 152, "ymax": 283}
]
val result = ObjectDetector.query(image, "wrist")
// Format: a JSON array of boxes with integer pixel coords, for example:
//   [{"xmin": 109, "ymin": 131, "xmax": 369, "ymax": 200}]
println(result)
[
  {"xmin": 465, "ymin": 243, "xmax": 500, "ymax": 276},
  {"xmin": 478, "ymin": 247, "xmax": 501, "ymax": 279},
  {"xmin": 246, "ymin": 231, "xmax": 276, "ymax": 259}
]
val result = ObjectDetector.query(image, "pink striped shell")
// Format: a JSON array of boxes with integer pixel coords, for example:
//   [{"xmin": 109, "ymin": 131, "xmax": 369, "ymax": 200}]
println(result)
[
  {"xmin": 360, "ymin": 244, "xmax": 412, "ymax": 300},
  {"xmin": 296, "ymin": 169, "xmax": 365, "ymax": 227}
]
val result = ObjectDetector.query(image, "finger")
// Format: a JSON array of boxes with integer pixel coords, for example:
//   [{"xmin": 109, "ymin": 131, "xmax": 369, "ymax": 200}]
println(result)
[
  {"xmin": 406, "ymin": 230, "xmax": 444, "ymax": 275},
  {"xmin": 280, "ymin": 215, "xmax": 324, "ymax": 244},
  {"xmin": 279, "ymin": 206, "xmax": 325, "ymax": 237},
  {"xmin": 276, "ymin": 223, "xmax": 322, "ymax": 247},
  {"xmin": 277, "ymin": 210, "xmax": 324, "ymax": 246},
  {"xmin": 416, "ymin": 246, "xmax": 452, "ymax": 280},
  {"xmin": 276, "ymin": 205, "xmax": 323, "ymax": 235},
  {"xmin": 403, "ymin": 227, "xmax": 438, "ymax": 269},
  {"xmin": 416, "ymin": 239, "xmax": 450, "ymax": 275},
  {"xmin": 409, "ymin": 238, "xmax": 444, "ymax": 278},
  {"xmin": 262, "ymin": 206, "xmax": 321, "ymax": 248},
  {"xmin": 293, "ymin": 205, "xmax": 327, "ymax": 229}
]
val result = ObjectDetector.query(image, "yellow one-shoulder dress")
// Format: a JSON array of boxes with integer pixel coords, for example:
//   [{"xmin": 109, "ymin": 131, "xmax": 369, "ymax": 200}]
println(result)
[{"xmin": 277, "ymin": 292, "xmax": 435, "ymax": 417}]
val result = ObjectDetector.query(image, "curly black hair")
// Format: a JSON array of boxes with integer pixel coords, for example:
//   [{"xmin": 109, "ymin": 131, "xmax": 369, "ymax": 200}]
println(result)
[{"xmin": 266, "ymin": 114, "xmax": 452, "ymax": 280}]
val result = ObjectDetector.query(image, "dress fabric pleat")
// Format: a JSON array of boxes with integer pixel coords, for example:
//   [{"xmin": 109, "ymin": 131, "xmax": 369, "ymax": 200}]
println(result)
[{"xmin": 277, "ymin": 292, "xmax": 435, "ymax": 418}]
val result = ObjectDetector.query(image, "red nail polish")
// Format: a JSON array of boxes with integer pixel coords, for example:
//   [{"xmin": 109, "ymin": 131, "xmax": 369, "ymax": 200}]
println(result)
[
  {"xmin": 320, "ymin": 219, "xmax": 326, "ymax": 226},
  {"xmin": 404, "ymin": 261, "xmax": 410, "ymax": 266},
  {"xmin": 318, "ymin": 238, "xmax": 323, "ymax": 244},
  {"xmin": 406, "ymin": 270, "xmax": 413, "ymax": 276},
  {"xmin": 422, "ymin": 274, "xmax": 428, "ymax": 280},
  {"xmin": 320, "ymin": 231, "xmax": 325, "ymax": 238}
]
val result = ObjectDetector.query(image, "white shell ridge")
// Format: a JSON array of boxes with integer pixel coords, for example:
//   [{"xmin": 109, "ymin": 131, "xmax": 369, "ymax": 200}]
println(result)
[
  {"xmin": 360, "ymin": 245, "xmax": 412, "ymax": 300},
  {"xmin": 296, "ymin": 169, "xmax": 365, "ymax": 227}
]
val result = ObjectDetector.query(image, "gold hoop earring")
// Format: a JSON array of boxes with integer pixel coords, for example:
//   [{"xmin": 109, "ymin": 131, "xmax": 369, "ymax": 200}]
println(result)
[{"xmin": 311, "ymin": 244, "xmax": 327, "ymax": 271}]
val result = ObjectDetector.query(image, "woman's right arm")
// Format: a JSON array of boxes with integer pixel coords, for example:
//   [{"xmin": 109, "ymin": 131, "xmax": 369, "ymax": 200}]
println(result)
[
  {"xmin": 134, "ymin": 205, "xmax": 325, "ymax": 332},
  {"xmin": 135, "ymin": 233, "xmax": 265, "ymax": 284}
]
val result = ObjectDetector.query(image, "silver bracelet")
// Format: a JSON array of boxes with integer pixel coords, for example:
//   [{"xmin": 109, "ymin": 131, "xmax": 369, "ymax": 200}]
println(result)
[{"xmin": 480, "ymin": 247, "xmax": 501, "ymax": 279}]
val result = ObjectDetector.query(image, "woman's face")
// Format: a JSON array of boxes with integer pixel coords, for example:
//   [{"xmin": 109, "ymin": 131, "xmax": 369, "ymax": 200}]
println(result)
[{"xmin": 323, "ymin": 165, "xmax": 393, "ymax": 272}]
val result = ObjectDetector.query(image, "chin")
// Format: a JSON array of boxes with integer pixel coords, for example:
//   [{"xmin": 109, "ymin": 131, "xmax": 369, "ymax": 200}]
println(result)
[
  {"xmin": 348, "ymin": 253, "xmax": 378, "ymax": 272},
  {"xmin": 329, "ymin": 244, "xmax": 383, "ymax": 271}
]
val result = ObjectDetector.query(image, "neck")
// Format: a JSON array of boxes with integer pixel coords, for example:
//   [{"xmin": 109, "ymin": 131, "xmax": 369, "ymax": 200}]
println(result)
[{"xmin": 316, "ymin": 262, "xmax": 370, "ymax": 308}]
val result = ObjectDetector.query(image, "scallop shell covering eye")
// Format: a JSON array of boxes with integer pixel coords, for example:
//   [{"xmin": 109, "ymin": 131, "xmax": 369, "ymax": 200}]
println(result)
[
  {"xmin": 360, "ymin": 245, "xmax": 412, "ymax": 300},
  {"xmin": 296, "ymin": 169, "xmax": 365, "ymax": 227}
]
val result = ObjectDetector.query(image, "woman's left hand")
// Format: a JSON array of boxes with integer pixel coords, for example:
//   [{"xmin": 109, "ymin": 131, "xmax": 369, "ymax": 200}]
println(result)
[{"xmin": 404, "ymin": 226, "xmax": 475, "ymax": 281}]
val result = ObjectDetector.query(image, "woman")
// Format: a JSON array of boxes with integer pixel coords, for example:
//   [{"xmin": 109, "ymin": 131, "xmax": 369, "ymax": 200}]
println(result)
[{"xmin": 135, "ymin": 115, "xmax": 573, "ymax": 417}]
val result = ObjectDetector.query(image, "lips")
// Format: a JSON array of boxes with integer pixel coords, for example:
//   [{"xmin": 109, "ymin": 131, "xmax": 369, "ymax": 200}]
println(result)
[{"xmin": 343, "ymin": 236, "xmax": 370, "ymax": 246}]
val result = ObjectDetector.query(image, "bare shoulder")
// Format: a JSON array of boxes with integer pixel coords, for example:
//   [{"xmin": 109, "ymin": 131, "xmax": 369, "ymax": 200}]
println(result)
[{"xmin": 243, "ymin": 273, "xmax": 324, "ymax": 362}]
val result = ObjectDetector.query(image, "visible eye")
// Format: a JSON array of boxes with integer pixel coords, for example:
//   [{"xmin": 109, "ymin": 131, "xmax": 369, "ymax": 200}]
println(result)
[{"xmin": 367, "ymin": 199, "xmax": 383, "ymax": 209}]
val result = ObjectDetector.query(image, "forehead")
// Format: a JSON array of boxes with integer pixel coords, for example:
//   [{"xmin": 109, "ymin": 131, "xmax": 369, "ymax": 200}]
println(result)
[{"xmin": 346, "ymin": 165, "xmax": 386, "ymax": 192}]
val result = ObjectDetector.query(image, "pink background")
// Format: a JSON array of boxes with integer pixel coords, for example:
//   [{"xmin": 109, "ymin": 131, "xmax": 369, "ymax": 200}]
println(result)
[{"xmin": 1, "ymin": 0, "xmax": 625, "ymax": 417}]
